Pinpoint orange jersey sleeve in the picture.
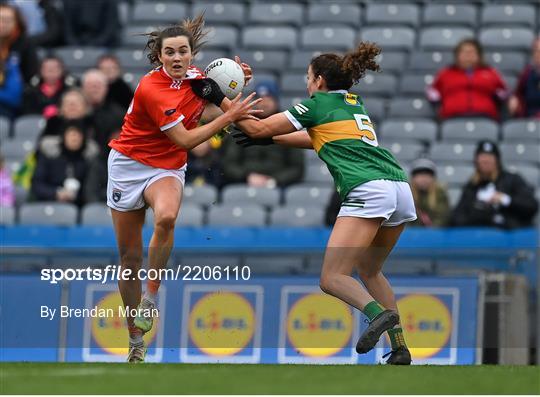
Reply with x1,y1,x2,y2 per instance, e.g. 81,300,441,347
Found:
109,66,207,169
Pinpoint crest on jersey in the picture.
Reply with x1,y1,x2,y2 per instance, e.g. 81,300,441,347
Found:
112,189,122,203
344,93,361,106
165,108,176,116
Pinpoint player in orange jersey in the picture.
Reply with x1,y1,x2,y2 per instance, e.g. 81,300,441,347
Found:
107,15,259,362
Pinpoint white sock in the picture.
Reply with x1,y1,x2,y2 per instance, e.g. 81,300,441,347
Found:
143,291,157,305
129,333,143,346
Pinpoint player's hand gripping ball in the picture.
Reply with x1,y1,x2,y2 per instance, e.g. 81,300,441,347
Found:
204,58,245,99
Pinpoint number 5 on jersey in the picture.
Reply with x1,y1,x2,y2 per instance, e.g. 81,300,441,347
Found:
353,114,378,147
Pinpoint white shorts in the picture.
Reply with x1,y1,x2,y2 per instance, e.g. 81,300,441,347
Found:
107,149,186,212
337,180,417,227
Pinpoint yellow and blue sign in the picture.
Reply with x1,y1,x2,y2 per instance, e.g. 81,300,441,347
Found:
181,285,263,363
279,286,358,363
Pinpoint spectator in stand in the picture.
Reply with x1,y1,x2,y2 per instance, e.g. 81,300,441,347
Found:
81,69,124,147
40,88,93,139
222,81,304,187
0,153,15,208
23,56,77,118
0,55,23,119
31,122,98,206
97,54,134,110
62,0,120,47
426,38,507,121
409,158,450,227
0,3,38,84
451,140,538,229
509,37,540,119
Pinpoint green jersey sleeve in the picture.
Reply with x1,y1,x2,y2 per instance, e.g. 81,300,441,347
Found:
284,97,317,130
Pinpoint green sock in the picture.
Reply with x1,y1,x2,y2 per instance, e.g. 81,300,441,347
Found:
363,301,385,321
387,326,406,350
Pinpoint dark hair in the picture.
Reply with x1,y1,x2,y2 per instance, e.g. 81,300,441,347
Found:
144,14,208,66
310,42,381,90
454,38,484,67
0,3,27,37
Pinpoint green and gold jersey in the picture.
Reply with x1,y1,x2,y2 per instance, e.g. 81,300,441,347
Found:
285,90,408,200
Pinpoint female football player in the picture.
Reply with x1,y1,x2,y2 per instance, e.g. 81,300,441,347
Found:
107,15,259,362
207,43,416,364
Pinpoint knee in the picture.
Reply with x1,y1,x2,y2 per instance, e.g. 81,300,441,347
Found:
119,252,142,271
319,273,339,296
153,211,177,232
358,268,381,283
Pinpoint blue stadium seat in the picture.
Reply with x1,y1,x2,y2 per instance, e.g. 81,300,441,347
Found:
131,2,187,24
502,120,540,142
81,203,111,226
207,204,267,226
479,28,535,51
270,205,325,227
19,203,78,226
307,3,361,27
146,203,205,227
365,3,420,27
236,49,288,74
376,51,408,73
379,118,438,143
419,27,475,50
430,143,476,162
352,73,398,98
440,119,500,142
399,72,435,96
388,97,435,118
500,143,540,165
192,2,246,27
481,4,536,28
301,26,356,51
248,3,304,26
53,47,107,69
12,115,46,141
360,27,416,51
182,184,218,207
0,206,15,225
408,51,453,72
221,185,281,208
205,26,239,50
379,141,425,162
423,4,477,28
485,51,527,75
285,184,334,206
242,26,298,50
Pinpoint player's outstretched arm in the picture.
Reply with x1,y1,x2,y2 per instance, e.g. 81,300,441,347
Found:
273,130,313,149
165,93,261,150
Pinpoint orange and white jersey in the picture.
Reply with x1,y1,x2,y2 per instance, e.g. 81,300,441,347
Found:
109,65,207,170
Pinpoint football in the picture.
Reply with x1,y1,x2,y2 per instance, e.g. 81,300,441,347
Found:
204,57,245,99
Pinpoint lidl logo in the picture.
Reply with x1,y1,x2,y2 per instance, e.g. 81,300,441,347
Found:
91,292,158,355
286,293,353,358
189,291,255,356
228,80,238,89
396,294,452,359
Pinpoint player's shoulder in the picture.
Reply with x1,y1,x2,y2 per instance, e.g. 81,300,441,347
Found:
184,65,205,80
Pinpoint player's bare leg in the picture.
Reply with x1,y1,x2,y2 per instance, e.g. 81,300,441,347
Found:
111,208,146,362
134,176,183,333
357,224,411,364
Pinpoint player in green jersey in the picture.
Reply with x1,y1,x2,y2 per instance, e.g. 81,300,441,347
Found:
197,42,415,364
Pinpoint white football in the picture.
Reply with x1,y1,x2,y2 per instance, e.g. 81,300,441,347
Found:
204,58,245,99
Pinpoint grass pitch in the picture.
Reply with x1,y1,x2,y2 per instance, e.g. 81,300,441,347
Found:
1,363,539,394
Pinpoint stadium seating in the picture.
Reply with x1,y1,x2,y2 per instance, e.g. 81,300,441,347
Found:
365,3,420,27
481,4,537,27
408,50,452,72
206,26,239,50
207,204,267,226
132,2,187,24
247,3,304,27
502,120,540,142
19,203,78,226
192,2,246,27
80,203,111,226
0,116,11,140
379,118,438,143
12,116,45,141
242,26,297,50
243,254,304,274
236,49,288,74
440,119,499,142
430,143,476,162
307,3,362,28
353,73,398,98
388,97,434,118
479,27,535,51
360,27,416,51
0,206,16,225
422,4,477,28
270,205,325,227
419,27,475,50
284,184,334,206
301,26,356,51
221,185,281,208
399,72,434,95
182,185,218,207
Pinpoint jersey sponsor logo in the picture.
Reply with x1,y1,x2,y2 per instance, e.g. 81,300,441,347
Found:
396,294,452,359
188,291,255,356
293,103,309,115
112,189,122,203
91,291,158,355
164,108,176,116
344,93,361,106
286,293,353,357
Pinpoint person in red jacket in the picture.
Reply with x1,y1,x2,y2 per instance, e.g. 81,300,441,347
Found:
426,38,508,121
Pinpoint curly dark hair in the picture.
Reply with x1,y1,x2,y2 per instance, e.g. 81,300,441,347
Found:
310,42,381,90
143,14,208,66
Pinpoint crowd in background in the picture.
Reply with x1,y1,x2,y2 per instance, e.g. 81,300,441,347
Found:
0,0,539,229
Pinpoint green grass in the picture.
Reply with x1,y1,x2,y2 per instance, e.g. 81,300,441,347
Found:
1,363,539,394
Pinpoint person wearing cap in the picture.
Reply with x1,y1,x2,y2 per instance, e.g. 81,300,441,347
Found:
409,158,450,227
222,80,304,188
451,140,538,229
